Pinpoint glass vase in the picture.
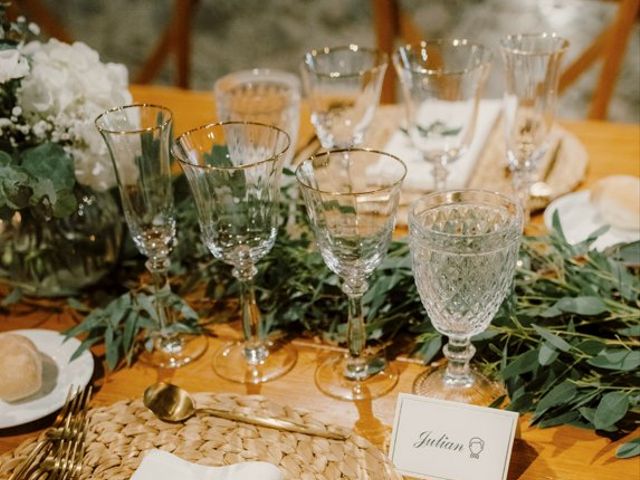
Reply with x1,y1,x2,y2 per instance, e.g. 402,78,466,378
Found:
0,187,123,297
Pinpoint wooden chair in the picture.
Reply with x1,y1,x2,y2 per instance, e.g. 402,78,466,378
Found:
135,0,200,89
9,0,199,89
372,0,639,119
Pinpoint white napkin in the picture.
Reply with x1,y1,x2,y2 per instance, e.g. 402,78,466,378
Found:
381,99,501,192
131,450,283,480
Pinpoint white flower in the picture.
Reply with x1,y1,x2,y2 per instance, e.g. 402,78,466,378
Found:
16,39,132,191
0,49,30,83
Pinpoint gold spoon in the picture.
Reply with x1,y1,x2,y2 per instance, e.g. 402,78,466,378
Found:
143,382,348,441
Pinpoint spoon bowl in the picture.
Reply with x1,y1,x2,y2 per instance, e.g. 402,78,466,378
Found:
143,382,196,423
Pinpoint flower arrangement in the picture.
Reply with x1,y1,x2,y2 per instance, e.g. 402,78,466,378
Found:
0,8,128,295
0,9,131,214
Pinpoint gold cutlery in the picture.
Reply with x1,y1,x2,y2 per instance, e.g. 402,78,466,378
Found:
143,382,348,441
10,385,91,480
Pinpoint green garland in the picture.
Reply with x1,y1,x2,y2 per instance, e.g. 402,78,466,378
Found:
57,172,639,456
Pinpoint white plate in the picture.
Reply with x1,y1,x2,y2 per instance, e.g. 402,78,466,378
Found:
544,190,640,251
0,329,94,429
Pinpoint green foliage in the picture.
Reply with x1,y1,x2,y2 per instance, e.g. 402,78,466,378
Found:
65,179,639,449
0,142,78,218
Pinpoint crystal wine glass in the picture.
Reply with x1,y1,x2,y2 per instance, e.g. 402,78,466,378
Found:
301,45,388,148
409,190,523,404
393,40,492,191
296,148,406,401
173,121,296,384
214,68,301,167
501,33,569,223
96,104,207,368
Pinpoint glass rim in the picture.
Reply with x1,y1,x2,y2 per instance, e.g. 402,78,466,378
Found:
173,120,291,172
214,68,301,93
409,189,524,239
295,147,407,196
500,32,569,56
302,44,389,79
393,39,493,76
95,103,173,135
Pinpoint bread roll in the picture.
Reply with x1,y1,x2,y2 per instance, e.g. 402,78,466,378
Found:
0,333,43,401
590,175,640,231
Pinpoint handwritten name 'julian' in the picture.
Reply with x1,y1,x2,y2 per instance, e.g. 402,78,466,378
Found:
413,431,464,452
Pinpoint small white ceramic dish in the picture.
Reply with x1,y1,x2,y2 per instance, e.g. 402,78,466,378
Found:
544,190,640,251
0,329,94,429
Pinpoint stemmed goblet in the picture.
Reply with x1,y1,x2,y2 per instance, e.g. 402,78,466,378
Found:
96,104,207,368
301,45,388,148
173,121,296,384
296,149,406,401
393,40,492,191
501,33,569,223
409,190,523,404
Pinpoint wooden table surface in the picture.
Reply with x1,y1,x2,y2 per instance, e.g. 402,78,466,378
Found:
1,85,639,479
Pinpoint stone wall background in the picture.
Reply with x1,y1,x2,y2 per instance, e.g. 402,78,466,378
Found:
41,0,639,122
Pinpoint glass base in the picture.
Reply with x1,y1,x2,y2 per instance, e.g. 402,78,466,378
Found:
412,364,505,406
139,334,208,369
213,339,297,384
315,353,398,401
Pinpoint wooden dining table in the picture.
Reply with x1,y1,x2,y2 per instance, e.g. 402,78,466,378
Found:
1,84,639,479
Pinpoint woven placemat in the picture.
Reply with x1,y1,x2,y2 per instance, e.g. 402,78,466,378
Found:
0,393,402,480
364,105,588,224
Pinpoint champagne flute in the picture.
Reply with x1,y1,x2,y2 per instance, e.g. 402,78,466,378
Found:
409,190,523,404
301,45,388,148
393,40,492,191
173,121,296,384
96,104,207,368
296,148,406,401
501,33,569,223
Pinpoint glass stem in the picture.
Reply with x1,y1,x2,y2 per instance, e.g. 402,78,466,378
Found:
146,257,183,353
343,279,369,381
233,265,268,365
443,336,476,386
432,159,449,192
512,167,532,225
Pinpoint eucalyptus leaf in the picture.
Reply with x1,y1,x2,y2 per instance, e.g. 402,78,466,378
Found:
593,392,629,430
616,437,640,459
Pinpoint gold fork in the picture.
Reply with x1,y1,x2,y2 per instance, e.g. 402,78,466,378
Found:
10,385,92,480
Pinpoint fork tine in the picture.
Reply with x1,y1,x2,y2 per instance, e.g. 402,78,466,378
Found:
10,441,50,480
53,386,78,429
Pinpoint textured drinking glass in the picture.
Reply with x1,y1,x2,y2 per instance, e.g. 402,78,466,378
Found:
301,45,388,148
296,149,406,401
409,190,523,405
393,40,492,191
96,104,207,368
214,68,301,166
501,33,568,222
173,121,296,384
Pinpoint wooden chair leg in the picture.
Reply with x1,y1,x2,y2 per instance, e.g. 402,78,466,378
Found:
588,0,639,119
372,0,400,104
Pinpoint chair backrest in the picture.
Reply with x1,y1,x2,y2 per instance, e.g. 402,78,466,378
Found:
372,0,639,119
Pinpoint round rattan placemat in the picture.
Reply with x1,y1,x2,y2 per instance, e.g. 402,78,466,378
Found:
0,393,402,480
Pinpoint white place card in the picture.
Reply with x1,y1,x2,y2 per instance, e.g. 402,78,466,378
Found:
389,393,518,480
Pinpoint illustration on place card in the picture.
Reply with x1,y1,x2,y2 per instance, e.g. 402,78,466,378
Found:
390,393,518,480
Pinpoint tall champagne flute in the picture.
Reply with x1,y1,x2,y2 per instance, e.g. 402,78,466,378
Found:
301,45,388,148
409,190,523,404
296,149,406,401
501,33,569,222
393,40,492,191
173,121,296,384
96,104,207,368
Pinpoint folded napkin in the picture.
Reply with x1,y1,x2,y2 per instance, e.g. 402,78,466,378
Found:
381,99,501,192
131,450,283,480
